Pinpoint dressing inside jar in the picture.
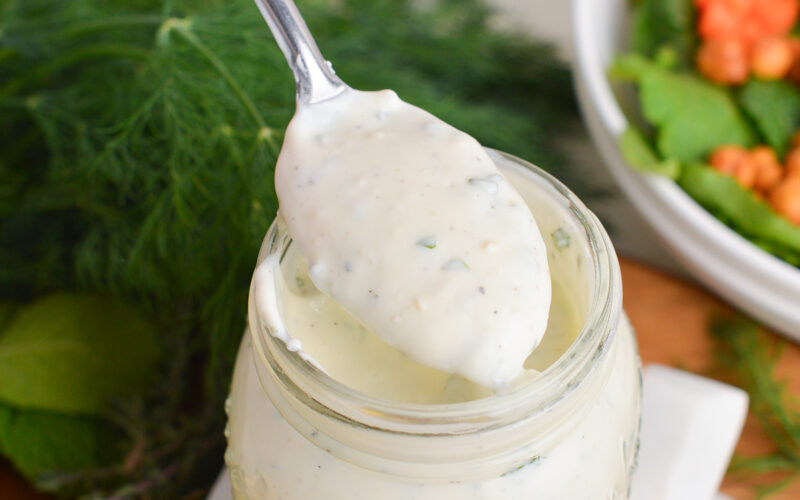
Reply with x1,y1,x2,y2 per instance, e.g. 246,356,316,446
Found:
226,151,642,500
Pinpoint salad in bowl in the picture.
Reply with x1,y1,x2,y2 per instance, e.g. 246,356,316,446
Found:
573,0,800,337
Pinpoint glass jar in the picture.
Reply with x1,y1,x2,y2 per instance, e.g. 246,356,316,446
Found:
225,150,642,499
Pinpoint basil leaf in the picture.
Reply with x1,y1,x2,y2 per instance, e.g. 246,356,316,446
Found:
612,54,757,162
739,80,800,156
0,401,116,485
632,0,696,67
0,294,160,415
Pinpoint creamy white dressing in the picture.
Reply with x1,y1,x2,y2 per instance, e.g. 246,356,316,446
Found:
250,162,583,404
228,319,638,500
274,88,551,389
260,242,578,404
226,160,642,499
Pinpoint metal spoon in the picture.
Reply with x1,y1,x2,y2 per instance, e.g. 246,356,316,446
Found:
253,0,348,105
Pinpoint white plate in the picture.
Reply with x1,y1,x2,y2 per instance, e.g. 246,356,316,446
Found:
572,0,800,337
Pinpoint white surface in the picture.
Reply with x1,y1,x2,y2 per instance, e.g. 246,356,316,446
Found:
572,0,800,338
630,365,749,500
208,471,232,500
209,365,744,500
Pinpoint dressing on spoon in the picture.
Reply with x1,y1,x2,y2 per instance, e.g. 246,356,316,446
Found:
253,0,551,390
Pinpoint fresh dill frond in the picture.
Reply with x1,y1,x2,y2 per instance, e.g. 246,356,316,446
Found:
713,317,800,498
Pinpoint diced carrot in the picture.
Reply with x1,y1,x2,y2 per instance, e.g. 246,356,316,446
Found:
751,146,784,191
769,175,800,224
710,145,751,174
751,36,794,79
786,147,800,177
741,18,766,45
698,0,799,44
698,0,752,41
696,39,750,84
752,0,800,36
709,145,758,188
786,38,800,83
736,158,759,187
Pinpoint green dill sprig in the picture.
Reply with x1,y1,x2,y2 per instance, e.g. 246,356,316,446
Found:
713,318,800,498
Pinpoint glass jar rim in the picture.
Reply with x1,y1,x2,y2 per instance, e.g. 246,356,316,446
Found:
249,148,622,435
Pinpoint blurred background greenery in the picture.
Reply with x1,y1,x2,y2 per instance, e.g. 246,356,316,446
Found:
0,0,579,496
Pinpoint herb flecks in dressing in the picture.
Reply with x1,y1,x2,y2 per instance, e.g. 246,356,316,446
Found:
273,89,551,389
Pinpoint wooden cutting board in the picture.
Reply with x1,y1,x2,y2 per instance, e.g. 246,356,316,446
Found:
2,257,798,499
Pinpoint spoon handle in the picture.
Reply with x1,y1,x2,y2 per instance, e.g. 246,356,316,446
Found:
253,0,347,104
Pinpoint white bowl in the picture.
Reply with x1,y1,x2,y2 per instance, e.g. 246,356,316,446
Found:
572,0,800,337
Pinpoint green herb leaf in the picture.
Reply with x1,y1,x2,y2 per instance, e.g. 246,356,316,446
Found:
551,228,571,250
0,401,115,486
631,0,696,66
740,80,800,156
417,236,437,249
501,455,542,476
730,454,799,474
712,317,800,493
612,54,757,162
619,126,681,179
678,163,800,262
0,294,160,415
608,52,654,80
442,258,470,271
